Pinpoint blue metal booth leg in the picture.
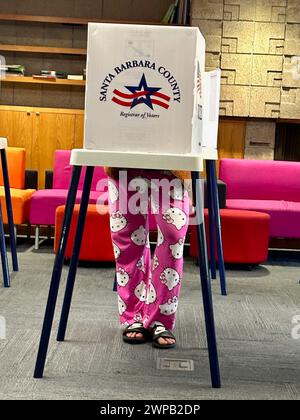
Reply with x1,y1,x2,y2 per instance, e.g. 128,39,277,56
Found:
0,200,10,287
191,171,221,389
206,160,227,296
206,161,217,280
34,166,82,378
0,149,18,272
113,273,118,292
57,166,94,342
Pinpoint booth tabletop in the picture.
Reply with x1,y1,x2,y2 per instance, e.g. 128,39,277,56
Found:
0,137,8,149
70,148,218,171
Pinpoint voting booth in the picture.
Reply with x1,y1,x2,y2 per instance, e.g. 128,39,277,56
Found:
84,23,221,155
34,23,224,389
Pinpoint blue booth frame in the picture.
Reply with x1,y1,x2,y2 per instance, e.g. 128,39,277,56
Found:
33,159,226,389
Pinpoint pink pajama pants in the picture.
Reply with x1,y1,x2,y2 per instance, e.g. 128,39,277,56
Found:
108,169,189,330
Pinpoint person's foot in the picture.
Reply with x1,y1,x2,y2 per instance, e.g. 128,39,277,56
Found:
122,322,149,344
150,324,176,349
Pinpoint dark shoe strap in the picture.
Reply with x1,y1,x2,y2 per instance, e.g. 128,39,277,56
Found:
123,322,148,336
152,325,176,341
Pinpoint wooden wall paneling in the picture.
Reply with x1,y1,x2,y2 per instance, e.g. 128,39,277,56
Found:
74,113,84,149
0,109,33,169
0,109,14,143
102,0,134,21
31,108,40,181
12,110,34,167
15,21,44,46
0,82,14,106
0,45,87,54
37,111,76,188
73,0,103,19
13,83,43,108
218,119,246,159
43,22,74,48
130,0,174,21
15,0,75,18
0,21,17,44
217,118,246,174
0,109,33,166
73,25,88,49
102,0,173,21
0,1,17,14
69,86,85,110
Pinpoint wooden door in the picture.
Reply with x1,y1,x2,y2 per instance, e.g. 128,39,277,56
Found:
218,119,246,160
74,114,84,148
34,111,76,189
217,119,246,175
0,109,14,142
0,109,33,164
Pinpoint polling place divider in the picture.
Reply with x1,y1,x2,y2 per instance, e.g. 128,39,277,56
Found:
33,22,225,389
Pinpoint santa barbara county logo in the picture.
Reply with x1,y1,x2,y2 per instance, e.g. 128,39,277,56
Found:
112,73,170,110
99,60,181,119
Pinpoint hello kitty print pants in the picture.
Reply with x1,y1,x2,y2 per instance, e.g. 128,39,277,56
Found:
108,169,189,331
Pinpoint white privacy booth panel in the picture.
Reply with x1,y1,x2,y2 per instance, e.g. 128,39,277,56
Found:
84,23,209,155
202,69,221,152
80,23,221,170
70,149,220,171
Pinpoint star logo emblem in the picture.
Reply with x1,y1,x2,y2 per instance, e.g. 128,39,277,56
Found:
125,74,161,110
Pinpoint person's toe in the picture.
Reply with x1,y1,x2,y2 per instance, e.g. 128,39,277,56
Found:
127,332,143,339
157,337,175,345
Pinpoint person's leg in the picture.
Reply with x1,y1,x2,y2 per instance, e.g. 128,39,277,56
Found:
143,171,190,346
108,169,151,338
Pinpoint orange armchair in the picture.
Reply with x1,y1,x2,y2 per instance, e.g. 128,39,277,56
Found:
0,147,36,226
54,204,115,262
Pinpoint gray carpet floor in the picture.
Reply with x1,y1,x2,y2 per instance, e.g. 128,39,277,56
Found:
0,240,299,400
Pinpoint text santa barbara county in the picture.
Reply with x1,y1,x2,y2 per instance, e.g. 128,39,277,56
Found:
99,60,181,103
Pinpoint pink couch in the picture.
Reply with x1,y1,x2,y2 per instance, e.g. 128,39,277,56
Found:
30,150,109,248
219,158,300,239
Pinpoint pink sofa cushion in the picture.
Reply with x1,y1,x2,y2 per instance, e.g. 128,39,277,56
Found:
226,199,288,212
226,199,300,238
53,150,107,191
30,189,109,225
219,158,300,201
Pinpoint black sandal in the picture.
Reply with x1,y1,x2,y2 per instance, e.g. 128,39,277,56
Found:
151,324,176,349
122,322,149,344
